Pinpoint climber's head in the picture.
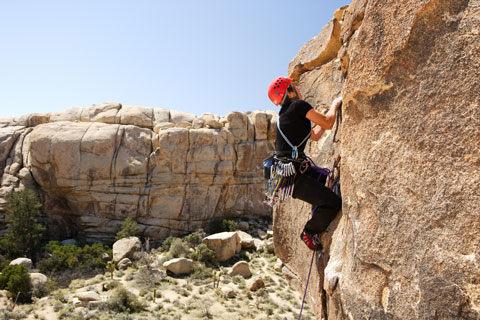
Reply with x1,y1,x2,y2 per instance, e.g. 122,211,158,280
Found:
268,77,293,106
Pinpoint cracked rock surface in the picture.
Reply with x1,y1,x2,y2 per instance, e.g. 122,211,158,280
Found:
274,0,480,319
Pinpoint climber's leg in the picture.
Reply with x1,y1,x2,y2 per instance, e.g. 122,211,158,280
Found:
292,172,341,234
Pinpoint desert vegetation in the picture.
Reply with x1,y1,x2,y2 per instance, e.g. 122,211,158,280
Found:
0,189,314,320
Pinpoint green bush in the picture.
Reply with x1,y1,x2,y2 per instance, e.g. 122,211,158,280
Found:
190,244,217,267
209,219,238,233
38,241,111,274
184,230,205,249
160,237,178,252
116,217,139,240
107,286,144,313
3,189,45,258
0,264,31,302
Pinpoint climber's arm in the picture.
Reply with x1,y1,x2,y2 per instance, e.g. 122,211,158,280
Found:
310,125,325,141
306,97,342,130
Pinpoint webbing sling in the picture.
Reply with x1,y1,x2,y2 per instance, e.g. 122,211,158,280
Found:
277,120,311,159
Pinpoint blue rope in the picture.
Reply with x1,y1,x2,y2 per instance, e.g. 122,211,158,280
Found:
298,251,316,320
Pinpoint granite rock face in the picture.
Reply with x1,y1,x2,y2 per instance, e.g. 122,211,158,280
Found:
274,1,480,319
0,105,276,243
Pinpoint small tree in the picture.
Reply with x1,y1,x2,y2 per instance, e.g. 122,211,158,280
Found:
116,217,139,240
5,189,45,258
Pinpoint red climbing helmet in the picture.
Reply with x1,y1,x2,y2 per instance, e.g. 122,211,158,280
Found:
268,77,293,106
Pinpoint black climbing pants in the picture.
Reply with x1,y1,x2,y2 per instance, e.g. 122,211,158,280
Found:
292,166,342,235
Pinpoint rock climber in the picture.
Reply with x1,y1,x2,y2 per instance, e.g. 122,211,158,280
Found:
266,76,342,251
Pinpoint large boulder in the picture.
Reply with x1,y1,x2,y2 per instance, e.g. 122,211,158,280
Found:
235,231,254,249
228,261,251,278
10,258,32,271
250,111,269,141
119,105,154,129
163,258,194,275
202,232,241,262
80,102,121,124
170,110,196,124
112,237,142,262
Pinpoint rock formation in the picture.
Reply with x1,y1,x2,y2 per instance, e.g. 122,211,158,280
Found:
0,105,276,242
274,1,479,319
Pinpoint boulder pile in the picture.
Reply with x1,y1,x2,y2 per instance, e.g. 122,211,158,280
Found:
0,106,277,242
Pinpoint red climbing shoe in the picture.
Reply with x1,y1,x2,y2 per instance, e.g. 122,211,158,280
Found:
300,231,322,251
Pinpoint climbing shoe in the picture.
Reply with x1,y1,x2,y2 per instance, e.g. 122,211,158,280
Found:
300,231,322,251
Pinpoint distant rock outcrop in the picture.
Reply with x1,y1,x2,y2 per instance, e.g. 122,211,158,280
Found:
0,105,277,242
274,1,479,319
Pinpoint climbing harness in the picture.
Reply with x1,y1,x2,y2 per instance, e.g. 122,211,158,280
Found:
276,120,311,159
264,120,312,207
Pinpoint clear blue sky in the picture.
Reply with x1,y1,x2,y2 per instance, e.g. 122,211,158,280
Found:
0,1,350,118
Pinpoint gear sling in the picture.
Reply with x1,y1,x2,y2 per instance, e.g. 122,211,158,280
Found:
264,121,311,206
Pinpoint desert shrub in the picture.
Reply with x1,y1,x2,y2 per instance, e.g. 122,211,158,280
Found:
160,237,178,252
191,263,213,281
184,230,205,249
0,264,31,302
38,241,111,274
2,189,45,258
115,217,139,240
107,286,144,313
190,244,217,267
53,289,68,303
168,238,189,258
209,219,238,233
135,266,166,289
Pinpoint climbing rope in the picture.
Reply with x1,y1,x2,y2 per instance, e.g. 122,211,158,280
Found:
298,251,316,320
